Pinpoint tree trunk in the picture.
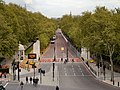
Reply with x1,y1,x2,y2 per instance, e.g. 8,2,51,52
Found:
110,53,114,81
100,54,103,73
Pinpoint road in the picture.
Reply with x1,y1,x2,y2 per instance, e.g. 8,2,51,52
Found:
58,62,119,90
5,29,120,90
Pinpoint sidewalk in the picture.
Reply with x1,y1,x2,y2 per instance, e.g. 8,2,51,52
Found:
19,64,58,86
87,61,120,87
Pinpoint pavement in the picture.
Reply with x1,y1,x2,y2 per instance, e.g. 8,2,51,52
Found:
86,61,120,87
19,63,58,86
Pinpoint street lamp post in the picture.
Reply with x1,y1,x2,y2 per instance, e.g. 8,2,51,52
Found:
61,47,64,61
17,61,20,81
66,47,68,62
53,46,56,81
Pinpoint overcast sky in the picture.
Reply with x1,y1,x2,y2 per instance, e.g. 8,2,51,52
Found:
5,0,120,18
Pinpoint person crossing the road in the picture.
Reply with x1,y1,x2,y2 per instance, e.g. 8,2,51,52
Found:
20,81,24,90
30,77,32,84
56,86,59,90
26,76,28,84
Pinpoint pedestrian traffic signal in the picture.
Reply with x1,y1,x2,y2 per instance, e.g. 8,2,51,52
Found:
32,64,36,68
41,70,45,76
38,68,41,73
38,68,45,76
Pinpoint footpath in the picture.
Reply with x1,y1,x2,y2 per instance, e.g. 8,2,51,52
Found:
86,61,120,87
0,59,58,87
19,62,58,86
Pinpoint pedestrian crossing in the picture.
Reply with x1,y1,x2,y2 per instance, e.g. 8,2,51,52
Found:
40,58,82,62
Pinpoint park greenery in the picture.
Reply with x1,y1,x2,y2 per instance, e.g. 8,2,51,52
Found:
0,0,56,58
59,7,120,81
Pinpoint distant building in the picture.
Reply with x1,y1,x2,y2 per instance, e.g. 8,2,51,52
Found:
18,44,25,61
33,40,40,61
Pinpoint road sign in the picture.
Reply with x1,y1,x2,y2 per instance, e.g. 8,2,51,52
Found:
61,47,64,51
28,53,36,59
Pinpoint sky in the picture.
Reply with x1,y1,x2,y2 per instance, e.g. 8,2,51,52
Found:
5,0,120,18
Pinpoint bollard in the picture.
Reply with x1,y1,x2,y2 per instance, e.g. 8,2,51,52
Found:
113,80,114,85
118,82,119,87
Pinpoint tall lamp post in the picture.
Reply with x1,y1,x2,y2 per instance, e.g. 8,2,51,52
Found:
18,44,25,81
66,47,68,62
61,47,64,61
53,46,56,81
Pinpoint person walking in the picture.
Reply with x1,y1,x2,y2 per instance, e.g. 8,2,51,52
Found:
26,76,28,84
33,77,35,86
56,86,59,90
30,77,32,84
20,81,24,90
4,72,6,78
36,77,39,86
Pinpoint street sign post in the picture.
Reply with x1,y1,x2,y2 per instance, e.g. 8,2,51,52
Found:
28,53,37,78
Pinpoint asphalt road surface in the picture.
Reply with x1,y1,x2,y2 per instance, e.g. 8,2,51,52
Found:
58,62,119,90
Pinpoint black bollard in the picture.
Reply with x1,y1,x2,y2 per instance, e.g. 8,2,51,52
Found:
118,82,119,87
113,80,114,85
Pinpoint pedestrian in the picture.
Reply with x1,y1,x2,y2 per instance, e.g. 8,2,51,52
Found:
36,77,39,85
56,86,59,90
33,77,35,86
4,72,6,78
72,59,74,62
30,77,32,84
20,81,24,90
26,76,28,83
61,58,63,62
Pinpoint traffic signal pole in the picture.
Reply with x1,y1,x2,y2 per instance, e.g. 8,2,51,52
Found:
40,69,42,84
53,46,55,81
17,61,20,81
33,62,35,78
53,63,55,81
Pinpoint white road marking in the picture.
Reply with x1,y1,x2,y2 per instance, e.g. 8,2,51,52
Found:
71,65,76,76
74,73,76,76
4,82,8,88
79,67,81,71
65,72,67,76
81,70,84,76
60,75,92,76
78,65,84,76
64,68,67,76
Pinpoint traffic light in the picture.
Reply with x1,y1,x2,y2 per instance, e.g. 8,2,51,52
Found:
38,68,41,73
41,70,45,76
38,68,45,76
32,63,36,68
